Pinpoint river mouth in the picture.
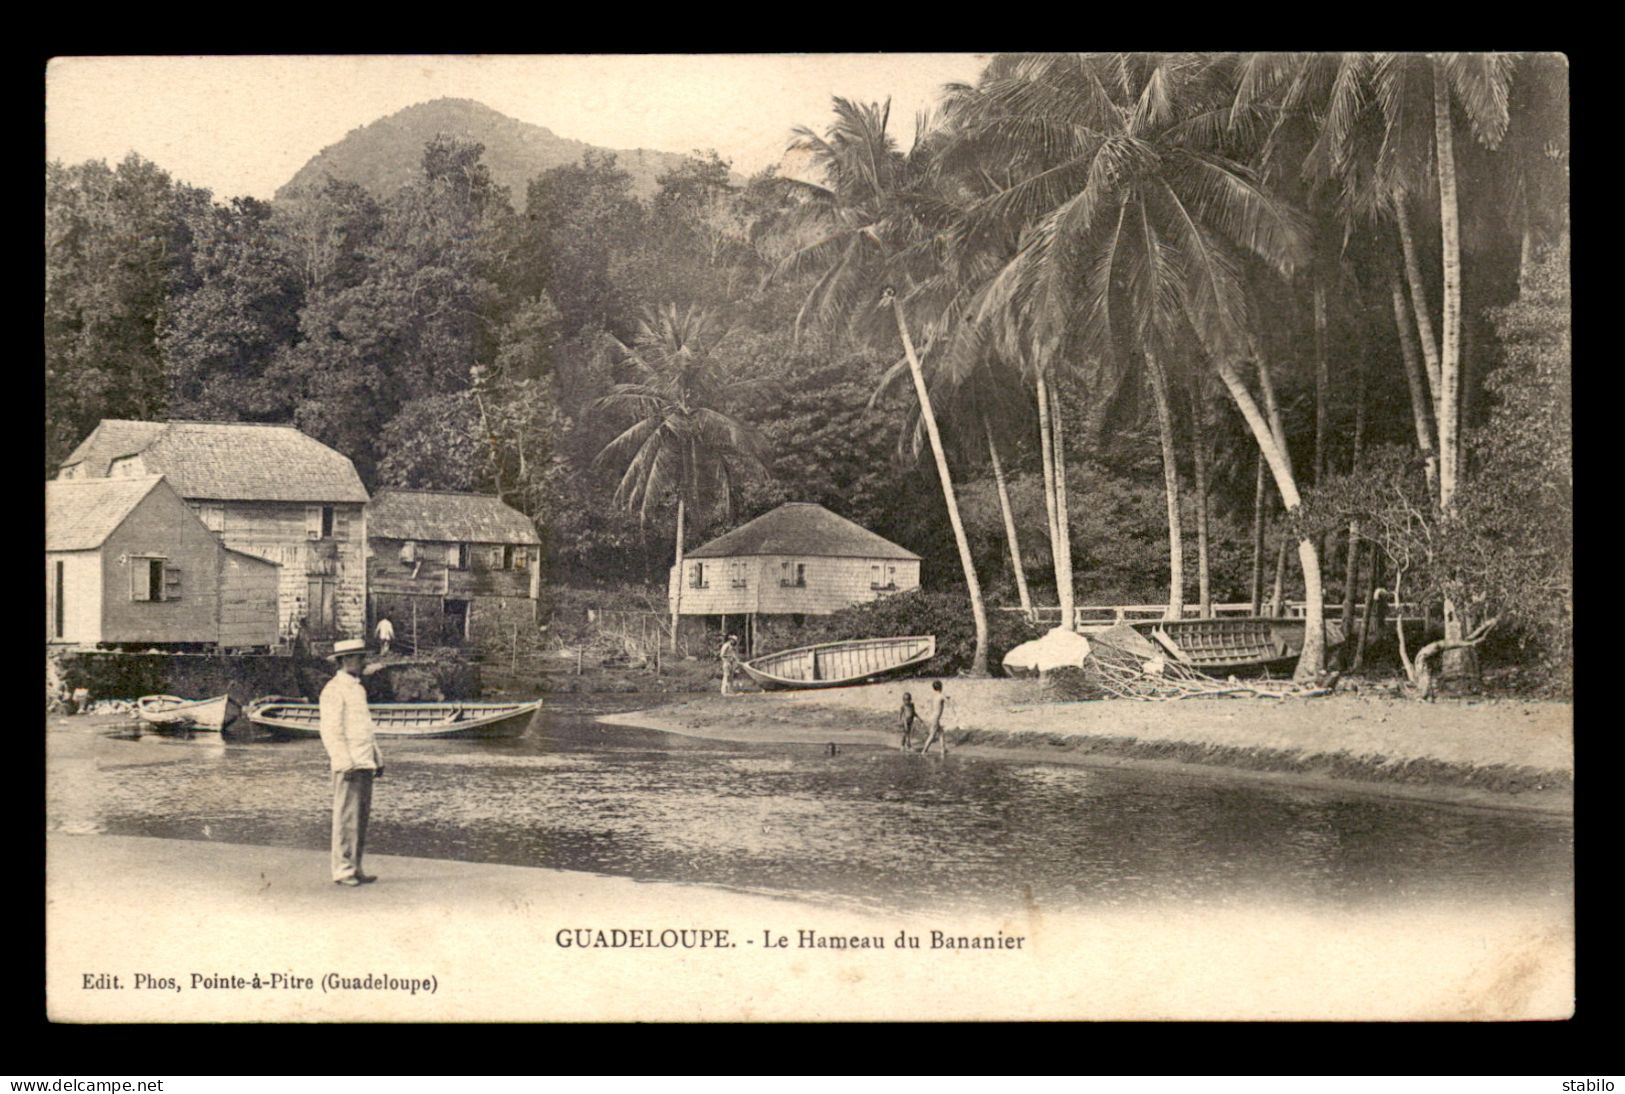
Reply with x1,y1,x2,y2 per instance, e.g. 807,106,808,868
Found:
47,697,1573,916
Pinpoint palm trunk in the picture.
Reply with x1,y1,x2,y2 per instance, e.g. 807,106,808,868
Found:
985,418,1033,619
1217,356,1326,680
1433,56,1468,663
670,497,685,653
1190,378,1212,618
891,297,988,674
1395,198,1442,413
1391,263,1440,495
1313,283,1329,489
1146,350,1184,621
1051,380,1076,631
1342,351,1367,638
1271,538,1288,617
1313,281,1334,575
1036,375,1073,631
1250,453,1266,615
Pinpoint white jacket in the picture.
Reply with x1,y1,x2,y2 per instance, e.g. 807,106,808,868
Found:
318,670,383,773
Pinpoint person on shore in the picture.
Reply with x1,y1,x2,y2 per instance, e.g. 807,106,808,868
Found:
898,691,921,751
919,680,950,756
719,634,741,695
375,616,395,656
319,638,384,887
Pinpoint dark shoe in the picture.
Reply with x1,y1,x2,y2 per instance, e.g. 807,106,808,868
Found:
355,873,378,883
334,876,362,887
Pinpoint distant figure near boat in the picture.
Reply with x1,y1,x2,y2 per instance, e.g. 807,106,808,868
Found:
898,691,921,751
719,634,741,695
375,617,394,655
919,680,949,756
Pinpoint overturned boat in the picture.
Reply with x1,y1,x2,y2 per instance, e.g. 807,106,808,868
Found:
244,696,541,739
1122,617,1343,676
741,636,936,690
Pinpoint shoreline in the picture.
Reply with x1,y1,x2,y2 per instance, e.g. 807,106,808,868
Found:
598,681,1573,814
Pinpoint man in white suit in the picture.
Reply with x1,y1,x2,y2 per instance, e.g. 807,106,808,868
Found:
319,638,384,886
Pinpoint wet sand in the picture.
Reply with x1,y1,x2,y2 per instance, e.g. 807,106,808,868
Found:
46,833,1572,1022
600,682,1573,812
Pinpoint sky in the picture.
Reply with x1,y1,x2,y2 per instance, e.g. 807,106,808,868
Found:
46,54,990,200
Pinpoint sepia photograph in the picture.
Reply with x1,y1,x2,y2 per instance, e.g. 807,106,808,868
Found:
44,52,1572,1023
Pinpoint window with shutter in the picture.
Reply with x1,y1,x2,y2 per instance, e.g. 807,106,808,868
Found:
305,507,323,539
163,563,182,600
400,541,417,563
690,562,706,589
513,547,528,571
200,505,224,533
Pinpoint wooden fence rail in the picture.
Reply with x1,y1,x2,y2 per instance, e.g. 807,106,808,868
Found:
1003,601,1427,628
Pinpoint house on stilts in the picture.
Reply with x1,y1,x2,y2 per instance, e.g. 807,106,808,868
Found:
364,489,541,648
56,420,368,642
669,502,921,649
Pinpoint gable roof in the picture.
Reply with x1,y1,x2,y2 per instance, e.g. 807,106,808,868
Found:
58,420,368,503
45,475,167,551
58,420,169,477
687,503,920,560
366,490,540,545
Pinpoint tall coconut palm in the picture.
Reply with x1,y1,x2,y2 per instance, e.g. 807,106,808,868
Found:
765,97,991,674
593,303,765,651
945,53,1321,673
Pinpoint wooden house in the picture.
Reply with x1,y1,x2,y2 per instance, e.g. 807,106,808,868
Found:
46,476,281,649
364,489,541,646
57,420,370,641
669,503,921,623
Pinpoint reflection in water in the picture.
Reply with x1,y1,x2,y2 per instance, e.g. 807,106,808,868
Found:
48,699,1572,913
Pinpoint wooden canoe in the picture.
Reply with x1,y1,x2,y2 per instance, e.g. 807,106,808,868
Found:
741,636,936,690
244,697,541,739
136,694,240,731
1126,617,1344,676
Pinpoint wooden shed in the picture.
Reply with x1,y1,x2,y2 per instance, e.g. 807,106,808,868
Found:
364,489,541,646
57,419,369,641
669,502,921,620
46,476,281,649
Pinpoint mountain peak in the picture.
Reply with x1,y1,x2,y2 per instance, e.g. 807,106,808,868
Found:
276,98,690,203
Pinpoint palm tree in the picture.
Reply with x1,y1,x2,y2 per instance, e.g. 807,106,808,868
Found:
766,98,991,674
593,303,764,651
944,53,1320,671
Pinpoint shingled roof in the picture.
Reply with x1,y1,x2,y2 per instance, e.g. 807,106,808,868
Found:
45,476,166,551
366,490,540,545
58,420,368,503
58,420,168,477
687,503,919,560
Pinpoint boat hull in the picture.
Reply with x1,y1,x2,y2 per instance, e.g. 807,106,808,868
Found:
244,699,541,739
741,636,936,690
136,694,240,731
1126,617,1344,676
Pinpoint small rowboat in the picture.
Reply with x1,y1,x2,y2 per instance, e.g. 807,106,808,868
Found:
136,694,240,731
741,635,936,690
244,697,541,739
1126,617,1344,676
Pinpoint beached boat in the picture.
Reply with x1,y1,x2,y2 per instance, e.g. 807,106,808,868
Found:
135,694,240,731
1124,617,1344,676
244,697,541,739
741,636,936,690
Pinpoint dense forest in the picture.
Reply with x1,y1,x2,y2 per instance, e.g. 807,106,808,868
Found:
45,53,1570,689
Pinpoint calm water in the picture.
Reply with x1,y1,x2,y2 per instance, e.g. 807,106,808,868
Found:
49,698,1573,914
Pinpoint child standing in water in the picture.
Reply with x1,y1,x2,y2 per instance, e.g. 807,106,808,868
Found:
898,692,921,751
919,680,950,756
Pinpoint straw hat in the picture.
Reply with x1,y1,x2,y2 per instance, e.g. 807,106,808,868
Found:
328,638,370,662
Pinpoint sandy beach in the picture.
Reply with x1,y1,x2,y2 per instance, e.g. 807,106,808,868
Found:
600,681,1574,811
46,832,1573,1022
